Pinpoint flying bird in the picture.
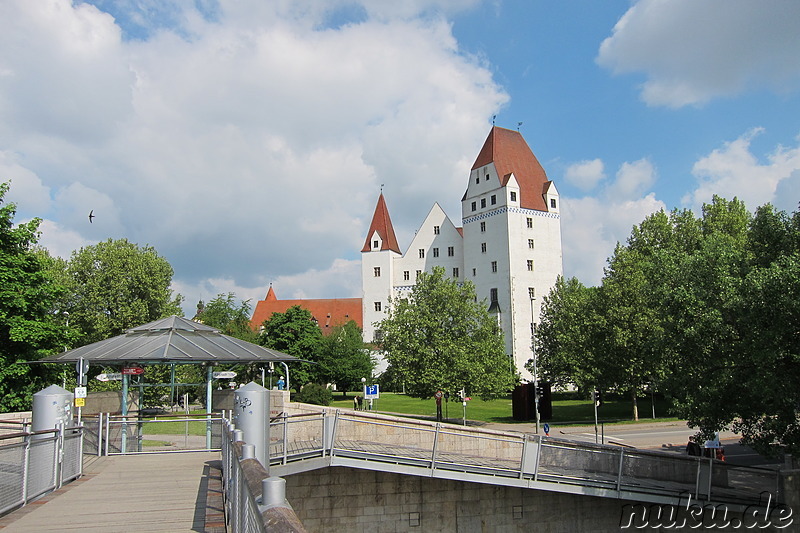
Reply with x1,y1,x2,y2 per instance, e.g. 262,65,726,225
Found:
88,210,95,223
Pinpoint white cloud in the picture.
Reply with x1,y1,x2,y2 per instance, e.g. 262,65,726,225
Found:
563,159,605,191
597,0,800,107
35,219,95,260
0,0,507,315
608,158,656,200
684,129,800,212
561,158,665,285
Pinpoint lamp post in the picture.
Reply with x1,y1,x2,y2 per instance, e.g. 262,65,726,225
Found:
530,296,540,434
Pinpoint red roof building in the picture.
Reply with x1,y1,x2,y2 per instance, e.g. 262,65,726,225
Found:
249,286,363,334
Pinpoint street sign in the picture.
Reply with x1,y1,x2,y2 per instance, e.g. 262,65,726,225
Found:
95,373,123,382
364,384,379,399
74,386,87,399
74,398,85,407
212,371,237,379
75,358,89,375
121,367,144,375
543,423,550,436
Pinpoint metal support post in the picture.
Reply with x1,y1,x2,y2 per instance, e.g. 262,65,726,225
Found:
206,365,213,449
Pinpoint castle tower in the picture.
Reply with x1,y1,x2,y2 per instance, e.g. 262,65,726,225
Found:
461,127,563,380
361,193,401,360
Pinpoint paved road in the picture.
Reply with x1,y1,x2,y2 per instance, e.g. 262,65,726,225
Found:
479,419,783,467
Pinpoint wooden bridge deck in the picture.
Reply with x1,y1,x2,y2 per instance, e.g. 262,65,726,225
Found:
0,452,224,533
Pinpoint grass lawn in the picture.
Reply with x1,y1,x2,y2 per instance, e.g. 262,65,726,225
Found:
140,411,217,435
330,392,678,426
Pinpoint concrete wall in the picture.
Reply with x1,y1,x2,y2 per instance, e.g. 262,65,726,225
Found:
284,466,769,533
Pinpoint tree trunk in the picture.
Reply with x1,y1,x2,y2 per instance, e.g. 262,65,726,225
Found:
631,390,639,421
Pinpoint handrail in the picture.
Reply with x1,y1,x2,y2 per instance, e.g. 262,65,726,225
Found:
265,410,784,510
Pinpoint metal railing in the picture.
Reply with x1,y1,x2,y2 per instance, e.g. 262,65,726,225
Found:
0,425,83,516
267,410,785,509
100,413,224,455
221,424,268,533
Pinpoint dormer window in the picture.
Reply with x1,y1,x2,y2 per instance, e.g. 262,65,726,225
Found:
373,240,379,249
510,191,517,202
550,198,557,209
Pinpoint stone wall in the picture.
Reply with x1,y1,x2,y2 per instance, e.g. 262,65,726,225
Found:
283,467,793,533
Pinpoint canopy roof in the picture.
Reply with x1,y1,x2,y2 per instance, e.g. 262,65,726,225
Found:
38,315,298,365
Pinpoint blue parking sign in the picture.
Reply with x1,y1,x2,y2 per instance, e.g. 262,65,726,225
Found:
364,384,380,399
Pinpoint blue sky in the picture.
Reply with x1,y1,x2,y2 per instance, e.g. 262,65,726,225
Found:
1,0,798,316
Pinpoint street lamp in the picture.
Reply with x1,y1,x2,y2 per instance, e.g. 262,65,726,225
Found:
530,296,540,434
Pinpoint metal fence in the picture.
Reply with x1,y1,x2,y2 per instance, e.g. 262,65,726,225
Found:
267,410,785,509
97,413,224,455
0,425,84,516
221,423,267,533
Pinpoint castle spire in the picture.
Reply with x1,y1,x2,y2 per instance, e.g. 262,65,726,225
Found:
471,126,551,212
362,193,401,253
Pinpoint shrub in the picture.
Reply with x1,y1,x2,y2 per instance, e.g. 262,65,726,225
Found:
295,383,332,406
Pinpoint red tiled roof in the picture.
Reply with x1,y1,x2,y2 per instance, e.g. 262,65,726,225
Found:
250,289,363,334
362,193,401,253
469,127,551,212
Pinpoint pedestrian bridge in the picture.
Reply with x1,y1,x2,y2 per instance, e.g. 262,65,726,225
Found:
262,409,783,511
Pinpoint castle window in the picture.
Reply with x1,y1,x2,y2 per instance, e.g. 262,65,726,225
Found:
529,287,535,299
453,267,459,278
526,217,533,228
433,248,439,258
528,239,535,249
472,268,476,276
419,249,425,259
550,198,557,209
491,194,496,205
481,242,487,253
510,191,517,202
471,201,476,212
416,269,421,278
485,173,490,181
404,270,409,281
374,267,381,277
373,240,379,249
527,259,534,271
475,176,479,184
481,198,486,208
490,288,498,302
480,221,486,232
374,301,382,312
374,329,384,342
491,261,497,273
434,225,440,235
447,246,454,257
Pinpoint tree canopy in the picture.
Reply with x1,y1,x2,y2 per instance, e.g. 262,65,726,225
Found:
0,182,64,410
196,293,258,343
257,305,323,387
54,238,184,345
377,266,515,400
318,320,374,394
536,196,800,454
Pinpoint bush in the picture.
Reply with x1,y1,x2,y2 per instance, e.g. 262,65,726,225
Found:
295,383,332,406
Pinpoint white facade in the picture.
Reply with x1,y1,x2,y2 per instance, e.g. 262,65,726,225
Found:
362,128,563,380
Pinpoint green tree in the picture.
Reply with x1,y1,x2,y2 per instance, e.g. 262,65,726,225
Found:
57,238,184,345
258,305,323,387
534,276,602,391
318,321,374,395
0,182,65,411
377,266,515,400
197,293,258,343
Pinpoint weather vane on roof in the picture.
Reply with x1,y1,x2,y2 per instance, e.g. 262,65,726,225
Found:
492,115,496,126
380,183,384,193
518,122,523,131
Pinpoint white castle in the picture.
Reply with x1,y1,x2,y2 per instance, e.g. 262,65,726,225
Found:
361,126,563,380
